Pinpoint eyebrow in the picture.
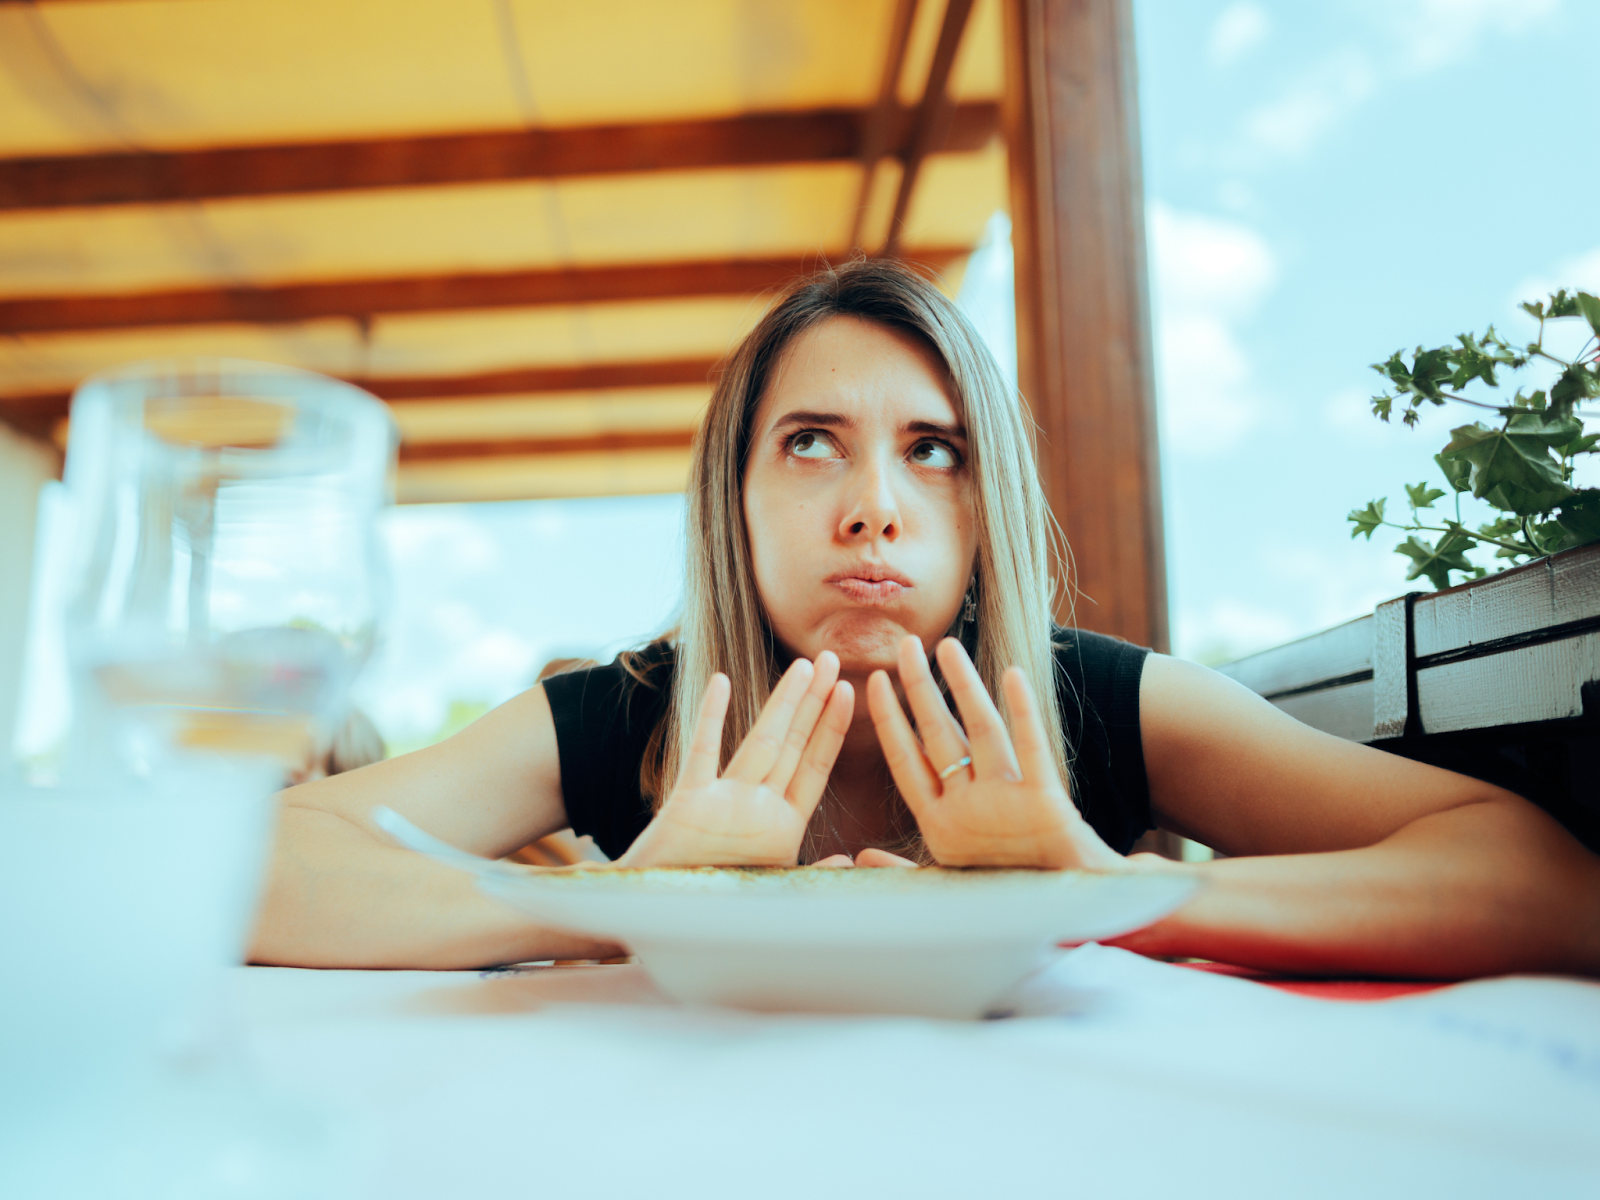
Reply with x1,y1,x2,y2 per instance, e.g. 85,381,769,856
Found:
905,419,967,440
769,410,968,439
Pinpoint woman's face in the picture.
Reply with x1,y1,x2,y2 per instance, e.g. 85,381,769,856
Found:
743,315,977,677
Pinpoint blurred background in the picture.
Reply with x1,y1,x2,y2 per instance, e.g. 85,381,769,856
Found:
2,0,1597,767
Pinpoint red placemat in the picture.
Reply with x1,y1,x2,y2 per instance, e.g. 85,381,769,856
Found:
1177,961,1449,1002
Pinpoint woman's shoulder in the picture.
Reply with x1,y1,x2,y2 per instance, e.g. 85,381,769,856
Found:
1050,626,1151,693
540,639,676,718
539,640,675,860
1049,630,1152,852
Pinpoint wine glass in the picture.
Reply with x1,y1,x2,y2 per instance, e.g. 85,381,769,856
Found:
60,358,395,779
25,359,394,1196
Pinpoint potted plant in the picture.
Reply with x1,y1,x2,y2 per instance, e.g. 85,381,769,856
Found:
1346,290,1600,588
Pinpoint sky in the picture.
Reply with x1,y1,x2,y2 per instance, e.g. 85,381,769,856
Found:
1133,0,1600,660
15,0,1600,756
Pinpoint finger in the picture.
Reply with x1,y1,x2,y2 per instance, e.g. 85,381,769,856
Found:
724,657,815,784
810,854,854,869
855,848,919,868
895,636,970,783
866,669,939,812
785,680,854,820
1001,666,1060,786
681,673,731,789
935,638,1021,780
763,651,840,796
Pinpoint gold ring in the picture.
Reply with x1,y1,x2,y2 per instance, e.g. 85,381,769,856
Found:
937,755,973,781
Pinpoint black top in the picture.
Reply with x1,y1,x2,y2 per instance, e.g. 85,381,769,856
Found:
543,631,1153,861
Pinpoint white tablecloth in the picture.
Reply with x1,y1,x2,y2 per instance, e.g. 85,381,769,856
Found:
200,945,1600,1199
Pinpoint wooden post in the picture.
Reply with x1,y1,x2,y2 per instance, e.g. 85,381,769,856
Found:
1003,0,1167,651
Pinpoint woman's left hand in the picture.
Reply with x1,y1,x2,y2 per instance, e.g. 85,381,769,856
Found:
867,636,1127,870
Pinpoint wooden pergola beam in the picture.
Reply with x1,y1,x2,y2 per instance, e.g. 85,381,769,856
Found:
0,104,1001,211
0,356,722,440
0,247,967,335
884,0,976,257
848,0,920,253
1004,0,1167,650
398,428,696,463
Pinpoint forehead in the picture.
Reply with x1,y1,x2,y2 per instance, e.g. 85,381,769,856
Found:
752,316,959,429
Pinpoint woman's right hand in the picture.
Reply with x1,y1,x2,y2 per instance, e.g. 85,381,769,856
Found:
617,653,854,868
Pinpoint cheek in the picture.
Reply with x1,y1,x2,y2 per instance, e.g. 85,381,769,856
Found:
743,469,813,594
914,478,977,577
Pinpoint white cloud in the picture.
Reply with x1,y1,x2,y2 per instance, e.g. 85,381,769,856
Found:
1148,204,1277,455
1215,179,1257,214
1174,598,1301,664
1321,386,1392,446
1151,205,1276,316
1224,1,1559,169
1172,540,1418,663
1242,50,1376,158
1209,3,1271,67
1509,245,1600,308
1379,0,1560,72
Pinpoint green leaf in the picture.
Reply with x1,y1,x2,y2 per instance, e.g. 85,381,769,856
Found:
1476,515,1522,539
1447,330,1518,390
1434,452,1472,493
1476,515,1533,560
1547,290,1580,320
1520,300,1546,321
1577,292,1600,339
1555,432,1600,457
1554,489,1600,545
1504,410,1583,447
1348,498,1386,540
1408,346,1456,400
1395,534,1475,590
1550,364,1600,414
1533,520,1578,554
1372,351,1411,388
1439,422,1574,515
1371,394,1393,422
1405,481,1446,510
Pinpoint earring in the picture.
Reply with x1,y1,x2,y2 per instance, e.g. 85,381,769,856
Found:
962,584,977,624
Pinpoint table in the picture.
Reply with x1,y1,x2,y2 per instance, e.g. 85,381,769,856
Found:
186,946,1600,1199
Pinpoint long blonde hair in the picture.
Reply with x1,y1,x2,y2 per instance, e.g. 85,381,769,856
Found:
640,258,1070,826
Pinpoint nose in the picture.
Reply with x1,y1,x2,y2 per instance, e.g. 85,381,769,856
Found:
838,454,902,543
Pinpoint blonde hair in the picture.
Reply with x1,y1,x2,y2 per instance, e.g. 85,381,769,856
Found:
639,258,1070,845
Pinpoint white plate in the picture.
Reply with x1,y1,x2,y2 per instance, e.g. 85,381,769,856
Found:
376,808,1200,1018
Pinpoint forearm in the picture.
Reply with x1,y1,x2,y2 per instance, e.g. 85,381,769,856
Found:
249,804,622,970
1115,798,1600,978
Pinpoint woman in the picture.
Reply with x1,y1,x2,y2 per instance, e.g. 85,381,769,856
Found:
253,260,1600,978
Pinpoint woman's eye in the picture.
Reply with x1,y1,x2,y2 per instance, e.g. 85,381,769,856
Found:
789,431,839,459
909,440,957,468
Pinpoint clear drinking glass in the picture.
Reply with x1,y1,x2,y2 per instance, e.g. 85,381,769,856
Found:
60,359,395,778
10,359,393,1197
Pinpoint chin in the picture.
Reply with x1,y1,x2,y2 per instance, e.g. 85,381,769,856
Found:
813,611,920,674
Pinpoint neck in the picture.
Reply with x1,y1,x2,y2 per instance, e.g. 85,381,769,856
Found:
802,679,906,860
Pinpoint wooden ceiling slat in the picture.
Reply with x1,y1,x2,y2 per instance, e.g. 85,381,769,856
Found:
848,0,921,253
885,0,976,256
0,104,1000,211
398,428,696,463
0,356,722,439
0,248,966,335
361,357,719,401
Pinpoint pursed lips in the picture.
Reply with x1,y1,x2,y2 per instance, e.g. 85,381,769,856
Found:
827,566,912,605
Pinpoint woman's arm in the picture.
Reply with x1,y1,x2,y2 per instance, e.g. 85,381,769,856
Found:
249,684,621,969
1125,654,1600,977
